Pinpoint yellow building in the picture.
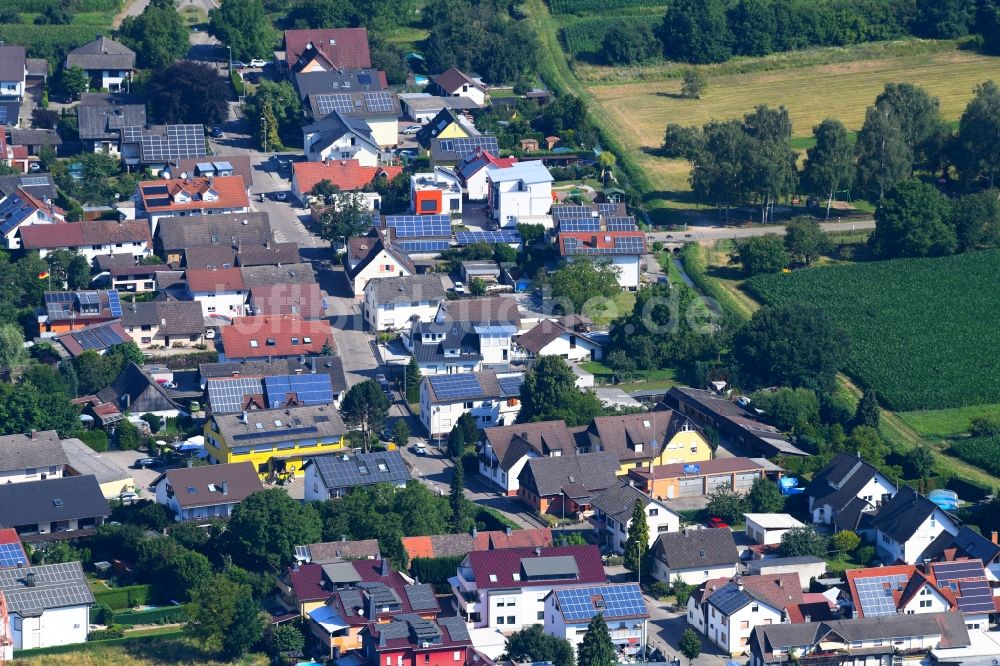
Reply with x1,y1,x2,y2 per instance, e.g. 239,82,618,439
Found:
416,108,474,148
205,404,348,480
585,411,713,475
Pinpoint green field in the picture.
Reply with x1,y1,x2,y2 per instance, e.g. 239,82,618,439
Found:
549,0,663,14
561,15,661,59
950,437,1000,477
899,404,1000,439
746,249,1000,412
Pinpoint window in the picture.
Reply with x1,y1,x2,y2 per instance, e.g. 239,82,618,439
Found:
740,621,749,629
507,616,515,624
720,633,726,643
250,339,258,348
496,616,504,625
464,402,473,409
919,599,932,608
751,606,759,613
454,652,461,661
537,611,544,620
649,508,658,516
424,655,430,663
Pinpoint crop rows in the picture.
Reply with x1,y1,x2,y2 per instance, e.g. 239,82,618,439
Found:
0,25,105,63
746,249,1000,411
951,437,1000,477
549,0,663,15
562,15,660,57
0,0,120,12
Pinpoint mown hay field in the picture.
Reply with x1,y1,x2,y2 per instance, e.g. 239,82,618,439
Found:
745,249,1000,412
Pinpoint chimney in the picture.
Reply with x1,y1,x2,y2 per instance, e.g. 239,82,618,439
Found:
471,526,478,538
221,480,228,496
380,559,389,576
776,578,782,588
505,526,512,537
535,547,542,556
25,571,36,587
804,614,811,623
735,575,743,591
292,561,300,572
993,531,999,545
341,534,347,542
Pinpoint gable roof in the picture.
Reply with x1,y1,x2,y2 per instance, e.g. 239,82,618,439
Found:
213,404,346,447
294,69,388,100
437,297,521,327
302,110,380,156
219,315,333,359
402,527,555,561
366,273,445,307
433,68,486,95
559,230,646,257
66,36,135,71
514,319,598,355
456,149,517,182
804,451,890,513
172,156,255,189
20,220,150,249
401,534,474,561
284,28,372,71
55,320,132,357
183,245,236,269
0,430,67,473
345,233,415,279
465,545,605,590
156,212,272,252
237,242,301,267
95,362,180,413
653,528,739,569
518,451,620,499
0,562,94,616
251,282,324,319
300,539,381,563
137,175,249,213
0,46,26,82
240,262,316,288
590,480,674,525
704,574,803,617
305,90,401,120
0,475,109,529
483,420,578,470
589,410,694,463
488,161,553,185
186,266,245,292
155,461,262,508
871,485,953,545
77,94,146,141
306,450,411,490
293,159,402,193
424,371,521,405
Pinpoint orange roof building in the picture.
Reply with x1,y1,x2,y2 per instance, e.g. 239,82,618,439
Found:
291,159,402,203
136,175,251,234
220,314,334,361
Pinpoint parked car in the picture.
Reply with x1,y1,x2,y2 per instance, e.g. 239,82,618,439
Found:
204,328,216,340
28,162,41,172
453,281,466,293
133,457,157,469
411,442,427,455
118,491,139,504
231,60,248,69
209,126,224,138
402,125,422,135
707,516,730,529
249,58,267,67
270,191,287,201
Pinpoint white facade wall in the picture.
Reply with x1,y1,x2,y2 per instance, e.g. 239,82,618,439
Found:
479,331,513,366
367,117,400,148
305,132,379,165
878,511,958,564
478,447,538,495
530,333,602,362
706,601,783,656
36,241,150,264
349,250,412,297
653,562,738,587
304,462,331,501
809,473,895,524
0,465,63,485
5,211,55,249
543,596,644,654
365,300,438,332
745,520,797,547
191,290,245,318
492,183,552,227
0,76,24,100
12,605,89,650
602,503,679,554
899,585,950,615
98,69,129,91
420,390,521,438
464,167,493,201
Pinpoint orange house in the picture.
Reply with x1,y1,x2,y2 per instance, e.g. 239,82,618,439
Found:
41,289,122,334
413,188,443,215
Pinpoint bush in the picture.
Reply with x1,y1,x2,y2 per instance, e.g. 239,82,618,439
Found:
91,602,114,625
648,581,670,599
831,530,861,553
78,429,108,452
139,413,161,433
113,605,188,626
93,584,152,610
88,625,126,641
115,420,142,451
970,416,1000,437
411,556,466,590
946,475,994,502
605,555,624,566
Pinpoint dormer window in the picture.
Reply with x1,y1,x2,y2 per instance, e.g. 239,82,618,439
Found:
202,189,218,201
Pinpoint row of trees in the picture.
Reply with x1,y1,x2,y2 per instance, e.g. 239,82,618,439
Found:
659,0,1000,65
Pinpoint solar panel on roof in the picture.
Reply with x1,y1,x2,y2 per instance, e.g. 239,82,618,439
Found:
854,573,909,617
207,377,265,414
20,176,49,187
455,231,522,246
559,218,601,232
933,560,986,582
498,375,522,396
76,291,100,306
552,205,593,221
358,73,372,85
596,202,620,214
314,93,354,116
441,136,499,156
384,214,450,238
0,542,27,568
108,290,122,317
604,217,638,231
428,374,483,400
73,325,128,351
557,585,646,622
363,91,395,113
263,374,334,408
397,239,450,253
957,579,994,612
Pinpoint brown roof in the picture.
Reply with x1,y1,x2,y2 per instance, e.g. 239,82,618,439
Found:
633,456,767,481
345,233,416,279
184,246,237,269
157,462,262,508
402,527,555,562
172,155,255,189
514,319,597,355
237,242,300,267
438,297,521,327
284,28,372,70
483,420,578,471
293,160,402,193
20,220,151,249
433,67,485,94
185,267,245,292
250,283,324,319
588,410,693,463
304,539,381,563
473,527,552,550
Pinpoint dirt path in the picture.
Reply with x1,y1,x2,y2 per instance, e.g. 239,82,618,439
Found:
112,0,148,28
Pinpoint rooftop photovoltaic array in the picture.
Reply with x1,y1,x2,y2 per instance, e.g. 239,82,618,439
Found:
108,290,122,317
603,217,638,231
708,583,752,615
552,205,595,221
498,375,523,396
854,573,910,617
562,235,646,255
384,214,451,238
207,377,265,414
932,560,986,582
20,176,50,187
0,192,37,235
311,451,409,488
314,93,354,116
0,542,28,568
556,584,646,622
396,239,451,253
559,218,601,232
363,91,395,113
596,202,621,214
70,324,129,351
438,135,499,156
0,562,93,615
956,579,994,613
263,374,335,408
125,125,207,162
455,230,522,246
428,374,483,400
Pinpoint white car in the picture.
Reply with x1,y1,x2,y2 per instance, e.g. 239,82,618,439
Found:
402,125,422,135
411,442,427,455
204,329,216,340
453,281,466,293
249,59,267,67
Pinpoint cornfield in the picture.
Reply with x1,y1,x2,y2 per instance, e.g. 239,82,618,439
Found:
549,0,664,14
562,15,661,57
951,437,1000,476
746,249,1000,411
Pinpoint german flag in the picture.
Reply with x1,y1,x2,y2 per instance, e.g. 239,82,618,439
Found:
37,271,49,279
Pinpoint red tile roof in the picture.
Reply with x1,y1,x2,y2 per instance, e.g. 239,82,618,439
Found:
220,315,333,359
293,159,403,194
185,267,245,292
20,220,151,249
138,175,249,213
286,562,330,602
284,28,372,69
465,545,606,590
558,230,645,256
473,527,553,551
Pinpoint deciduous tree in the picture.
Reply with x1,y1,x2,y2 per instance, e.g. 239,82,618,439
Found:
603,21,661,66
118,1,188,70
549,257,620,315
803,118,854,219
517,355,603,426
319,192,372,249
746,476,785,513
502,625,575,666
59,66,90,98
733,234,787,276
221,489,322,571
0,323,27,370
780,526,828,558
855,105,912,201
341,380,390,449
690,120,753,221
660,0,732,64
831,530,861,553
950,190,1000,251
910,446,936,479
956,81,1000,189
209,0,274,61
870,179,955,258
679,628,702,663
706,482,748,524
146,62,230,125
784,217,828,266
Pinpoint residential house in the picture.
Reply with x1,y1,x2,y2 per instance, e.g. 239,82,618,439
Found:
400,527,553,563
558,230,646,290
687,573,808,657
310,577,442,659
433,297,522,349
239,262,316,289
456,149,517,200
419,371,523,437
0,529,27,568
870,485,959,564
10,129,61,156
39,289,122,334
295,539,381,564
294,68,388,101
199,356,348,406
449,545,606,632
364,273,446,332
513,318,602,363
120,300,205,349
0,562,94,651
859,559,996,630
65,36,135,92
0,187,62,250
543,583,648,657
804,451,899,530
486,161,554,227
0,475,109,542
19,220,151,263
291,159,402,204
76,92,146,153
924,526,1000,579
185,267,246,318
410,167,462,215
249,282,324,320
362,616,481,666
205,371,340,414
304,90,400,147
744,514,806,547
101,258,172,294
93,363,183,420
399,93,481,123
382,213,452,258
478,420,581,495
277,557,411,617
666,386,810,458
746,557,828,587
0,46,26,101
748,613,971,666
584,410,712,475
345,232,415,298
627,457,780,501
304,450,411,501
54,321,132,358
171,156,254,192
0,173,56,201
0,130,29,172
0,430,67,484
204,404,347,479
218,315,334,361
135,174,250,235
431,68,488,107
151,461,263,521
154,211,272,266
119,124,207,170
590,481,680,554
238,242,302,268
303,110,381,164
516,451,620,516
404,321,505,375
58,436,135,499
651,528,740,586
416,108,477,149
282,28,373,77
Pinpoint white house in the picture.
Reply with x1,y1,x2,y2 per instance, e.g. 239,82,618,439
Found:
688,573,804,657
302,110,381,164
19,220,151,263
487,161,554,227
0,188,61,250
449,545,607,633
456,149,517,201
419,371,523,438
64,37,135,92
869,485,959,564
404,321,517,376
652,528,740,586
744,514,806,547
544,583,648,656
346,234,415,298
0,431,67,485
478,420,577,496
513,318,602,363
303,451,410,501
432,68,488,107
590,481,679,554
185,267,246,318
558,230,646,290
364,274,445,332
135,175,251,237
0,561,93,652
151,462,262,522
0,46,27,101
411,168,462,216
804,451,897,529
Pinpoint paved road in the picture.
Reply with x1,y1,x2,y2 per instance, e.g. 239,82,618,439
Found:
649,219,874,243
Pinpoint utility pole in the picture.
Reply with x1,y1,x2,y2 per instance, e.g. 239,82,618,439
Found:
261,115,267,155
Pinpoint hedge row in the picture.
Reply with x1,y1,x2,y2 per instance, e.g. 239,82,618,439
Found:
15,628,185,658
112,604,188,626
93,584,152,610
411,556,465,590
87,625,126,641
475,506,519,532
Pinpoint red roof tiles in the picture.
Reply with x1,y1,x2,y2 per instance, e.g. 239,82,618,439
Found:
20,220,150,249
185,267,245,292
220,315,334,359
465,545,606,590
138,175,249,213
284,28,372,69
293,159,402,194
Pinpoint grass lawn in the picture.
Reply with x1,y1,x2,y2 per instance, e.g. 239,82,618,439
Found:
583,290,635,326
14,635,269,665
898,404,1000,440
826,552,864,574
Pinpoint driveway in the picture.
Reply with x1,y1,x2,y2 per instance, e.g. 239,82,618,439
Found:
101,449,167,494
647,605,740,666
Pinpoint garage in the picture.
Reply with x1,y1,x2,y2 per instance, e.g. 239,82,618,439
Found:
734,471,761,490
678,477,703,497
707,475,733,492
